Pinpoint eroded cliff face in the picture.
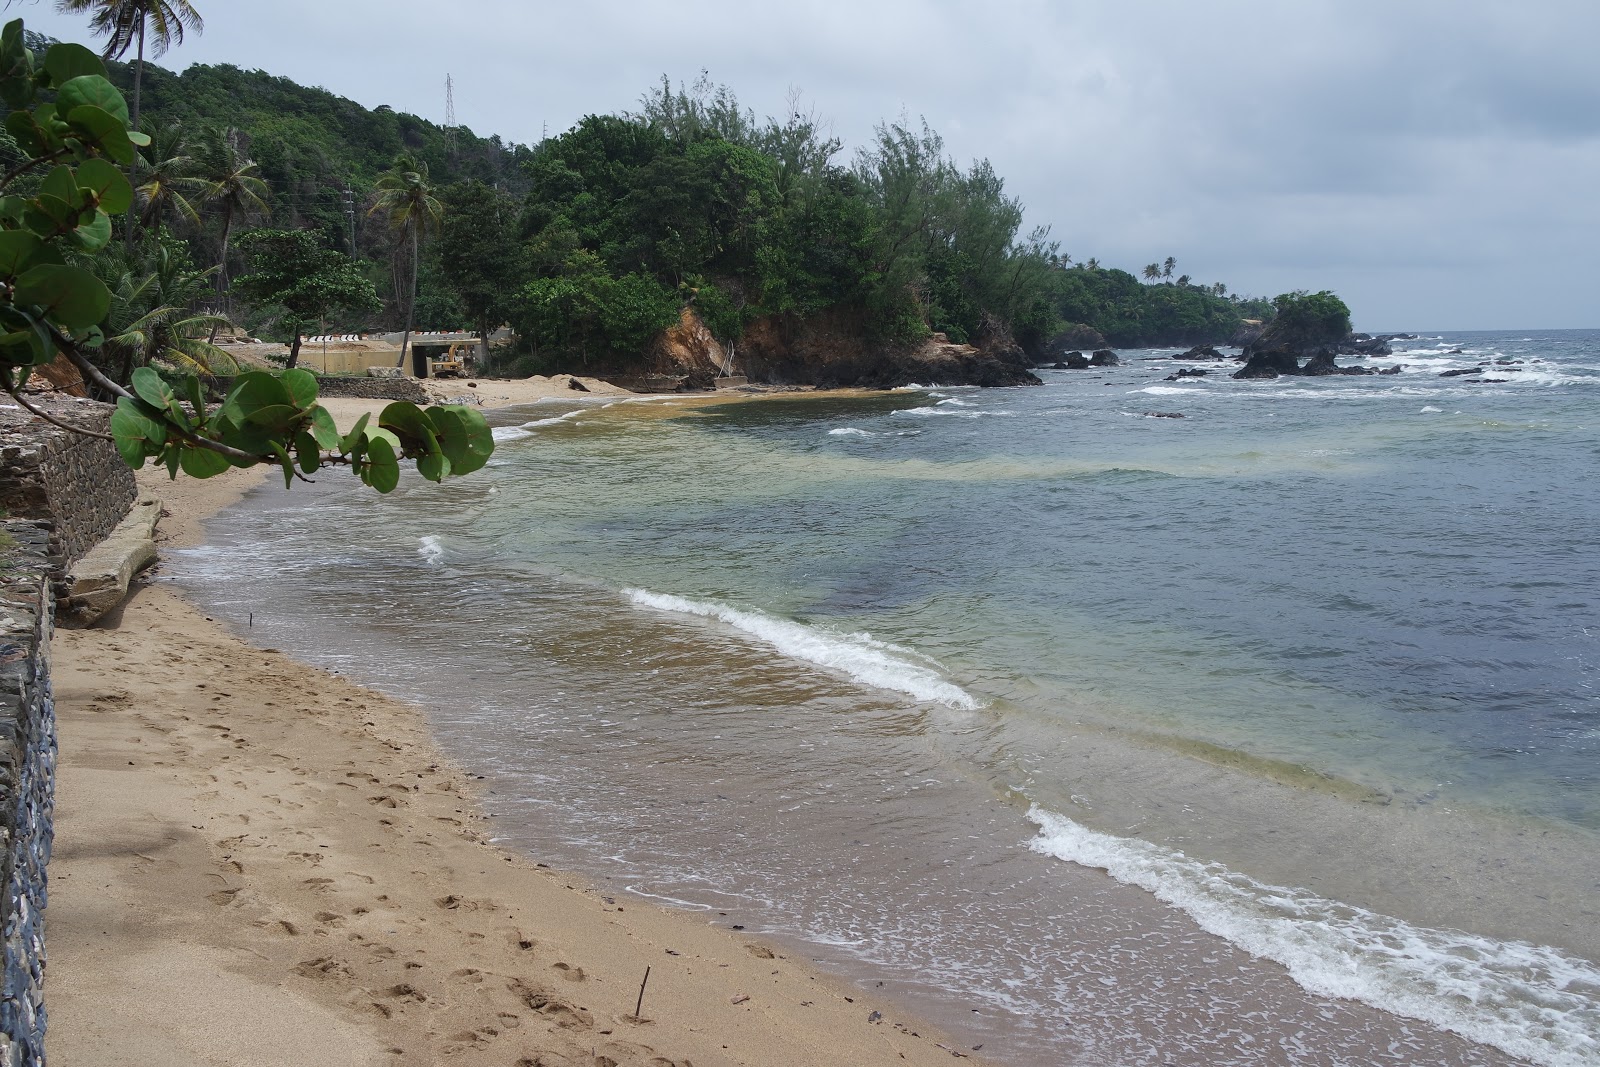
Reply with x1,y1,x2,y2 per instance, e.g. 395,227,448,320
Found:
647,307,728,379
646,308,1040,389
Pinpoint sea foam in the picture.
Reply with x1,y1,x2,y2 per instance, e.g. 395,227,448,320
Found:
625,589,979,709
1027,806,1600,1067
417,535,444,564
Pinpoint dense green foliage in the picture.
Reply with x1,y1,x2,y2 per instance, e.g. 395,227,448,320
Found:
0,18,492,492
233,228,380,368
19,9,1333,414
1258,290,1352,349
1041,263,1275,347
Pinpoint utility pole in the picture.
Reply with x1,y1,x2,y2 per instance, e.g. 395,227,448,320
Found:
342,187,356,257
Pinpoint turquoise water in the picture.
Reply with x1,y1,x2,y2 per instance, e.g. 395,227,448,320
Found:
180,331,1600,1066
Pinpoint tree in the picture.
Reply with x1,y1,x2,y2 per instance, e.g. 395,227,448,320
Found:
133,120,199,230
233,229,381,369
94,238,232,384
370,152,441,371
1162,256,1175,280
52,0,201,135
1143,263,1161,282
1259,290,1351,349
438,179,516,372
0,18,492,492
192,124,268,325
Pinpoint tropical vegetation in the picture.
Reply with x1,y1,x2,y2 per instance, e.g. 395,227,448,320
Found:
0,17,492,492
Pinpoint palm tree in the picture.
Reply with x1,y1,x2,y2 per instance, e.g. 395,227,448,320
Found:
370,153,443,371
135,121,201,231
95,241,234,384
55,0,203,135
193,125,268,330
1143,263,1161,282
1162,256,1176,280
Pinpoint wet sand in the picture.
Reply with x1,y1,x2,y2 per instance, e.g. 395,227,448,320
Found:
46,381,981,1067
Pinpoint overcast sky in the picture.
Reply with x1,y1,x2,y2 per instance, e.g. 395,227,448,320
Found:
12,0,1598,330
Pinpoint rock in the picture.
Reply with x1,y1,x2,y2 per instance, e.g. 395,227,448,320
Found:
1231,348,1302,379
1378,365,1402,375
1048,323,1107,351
1164,368,1209,381
62,497,161,626
1335,335,1394,357
1175,344,1227,361
1089,349,1120,367
1142,411,1186,418
1300,351,1373,376
1439,367,1483,377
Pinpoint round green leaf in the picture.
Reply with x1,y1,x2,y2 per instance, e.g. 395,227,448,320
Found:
64,104,134,164
218,370,292,426
68,209,111,251
15,263,110,329
42,43,103,88
360,434,400,493
130,366,175,409
425,404,494,475
0,230,40,279
279,368,318,409
416,450,451,483
378,401,440,457
55,75,127,126
75,158,132,215
308,405,340,450
178,444,231,479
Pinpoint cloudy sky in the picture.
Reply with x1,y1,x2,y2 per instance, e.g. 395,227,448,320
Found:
12,0,1597,330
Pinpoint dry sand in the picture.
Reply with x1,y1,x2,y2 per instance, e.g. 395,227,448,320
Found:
48,381,984,1067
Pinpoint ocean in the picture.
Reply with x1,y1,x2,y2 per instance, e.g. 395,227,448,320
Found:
177,330,1600,1066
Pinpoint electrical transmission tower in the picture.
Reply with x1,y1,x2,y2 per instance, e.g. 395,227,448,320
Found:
445,74,457,154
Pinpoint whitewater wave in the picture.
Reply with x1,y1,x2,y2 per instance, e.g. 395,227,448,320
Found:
827,427,923,438
417,535,444,565
491,408,588,443
625,589,979,709
893,406,1015,419
1027,806,1600,1067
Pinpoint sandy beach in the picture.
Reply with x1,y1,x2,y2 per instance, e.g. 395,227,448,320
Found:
47,379,980,1067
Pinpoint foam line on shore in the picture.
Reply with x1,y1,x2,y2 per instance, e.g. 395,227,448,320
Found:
625,589,979,709
1026,805,1600,1067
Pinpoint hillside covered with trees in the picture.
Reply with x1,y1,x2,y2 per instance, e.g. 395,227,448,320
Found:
13,14,1293,392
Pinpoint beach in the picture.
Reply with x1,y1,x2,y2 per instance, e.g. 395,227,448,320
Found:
46,379,980,1067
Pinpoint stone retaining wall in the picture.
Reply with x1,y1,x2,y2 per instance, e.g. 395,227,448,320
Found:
0,399,136,604
307,376,428,404
0,521,56,1066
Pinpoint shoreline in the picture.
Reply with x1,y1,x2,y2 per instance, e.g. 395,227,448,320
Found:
48,380,984,1067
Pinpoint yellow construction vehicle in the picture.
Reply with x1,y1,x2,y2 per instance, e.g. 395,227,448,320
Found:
430,342,472,378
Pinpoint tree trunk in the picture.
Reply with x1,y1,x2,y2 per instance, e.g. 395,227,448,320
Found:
208,202,235,344
477,316,490,376
397,222,417,370
286,332,303,370
123,21,145,254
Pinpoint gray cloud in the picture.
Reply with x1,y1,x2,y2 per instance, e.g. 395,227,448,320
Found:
10,0,1596,328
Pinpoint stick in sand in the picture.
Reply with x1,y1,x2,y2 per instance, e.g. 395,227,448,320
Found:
634,965,651,1019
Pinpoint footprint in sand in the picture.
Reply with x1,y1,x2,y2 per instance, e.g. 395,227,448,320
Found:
207,887,242,907
551,962,586,982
